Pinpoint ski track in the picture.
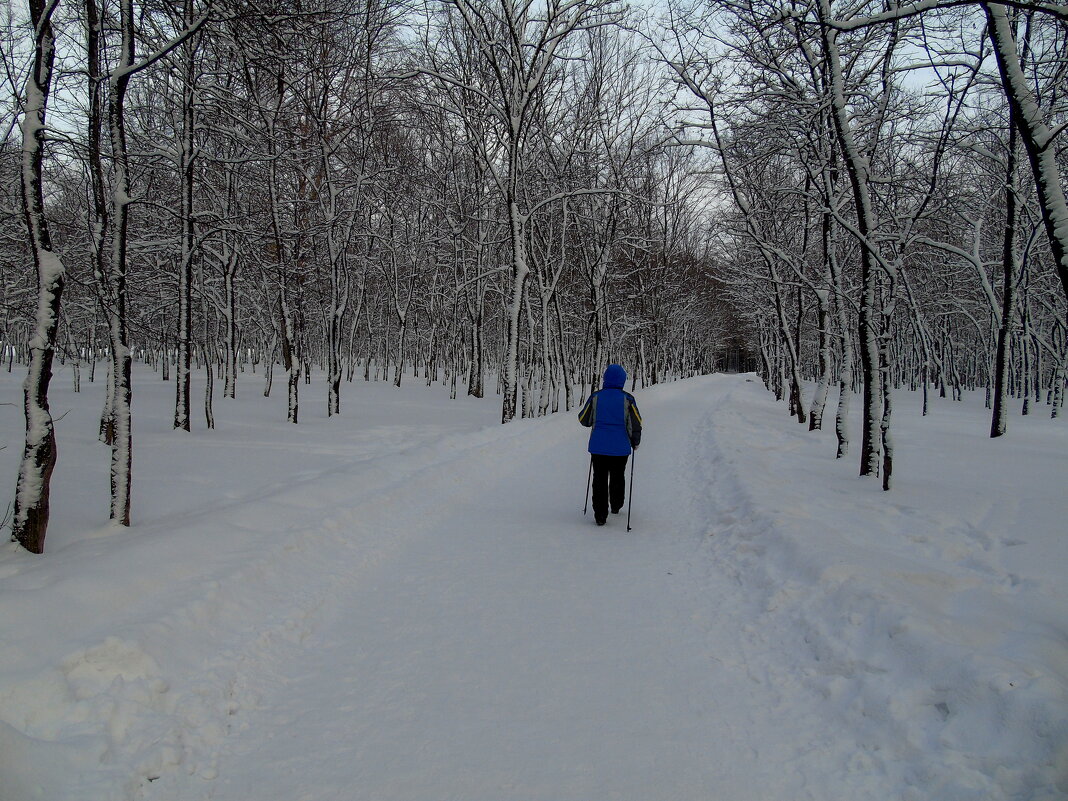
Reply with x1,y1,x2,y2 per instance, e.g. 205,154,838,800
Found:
698,379,1068,801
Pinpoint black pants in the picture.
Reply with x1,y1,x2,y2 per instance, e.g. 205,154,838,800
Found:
591,454,628,521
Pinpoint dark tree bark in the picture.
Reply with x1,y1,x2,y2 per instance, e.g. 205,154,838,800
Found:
992,113,1020,437
11,0,64,554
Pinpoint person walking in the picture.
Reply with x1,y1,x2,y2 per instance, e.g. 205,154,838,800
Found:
578,364,642,526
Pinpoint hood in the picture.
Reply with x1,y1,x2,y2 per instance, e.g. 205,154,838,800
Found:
602,364,627,389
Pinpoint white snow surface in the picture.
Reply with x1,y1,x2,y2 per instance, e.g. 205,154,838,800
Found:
0,369,1066,801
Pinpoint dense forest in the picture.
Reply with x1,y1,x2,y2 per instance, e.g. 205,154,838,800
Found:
2,0,1066,552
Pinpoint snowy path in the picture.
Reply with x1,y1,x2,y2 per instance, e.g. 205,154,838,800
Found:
154,377,865,801
3,372,1064,800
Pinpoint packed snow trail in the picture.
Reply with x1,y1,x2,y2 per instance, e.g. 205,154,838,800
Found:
3,373,1064,800
143,376,879,801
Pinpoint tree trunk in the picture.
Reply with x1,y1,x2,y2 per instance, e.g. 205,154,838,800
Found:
502,203,530,423
173,0,195,431
11,0,63,553
223,245,238,399
86,0,136,526
819,0,882,477
991,114,1020,437
808,288,831,431
985,3,1068,318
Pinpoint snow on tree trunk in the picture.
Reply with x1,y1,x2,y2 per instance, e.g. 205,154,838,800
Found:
108,335,133,526
327,227,345,416
11,0,64,554
394,312,407,388
12,267,63,549
223,246,238,399
881,371,895,492
99,0,137,526
819,0,882,477
173,2,196,432
985,2,1068,317
502,204,529,424
555,296,574,410
537,291,554,417
468,292,485,399
771,266,806,425
808,287,831,431
827,213,852,459
280,290,298,424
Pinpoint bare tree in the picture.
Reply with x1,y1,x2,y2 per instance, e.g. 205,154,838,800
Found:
84,0,207,523
418,0,623,423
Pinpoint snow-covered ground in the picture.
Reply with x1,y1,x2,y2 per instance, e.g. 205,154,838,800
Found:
0,366,1065,801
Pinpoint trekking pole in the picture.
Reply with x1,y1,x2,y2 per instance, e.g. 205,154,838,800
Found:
626,452,636,532
583,455,593,515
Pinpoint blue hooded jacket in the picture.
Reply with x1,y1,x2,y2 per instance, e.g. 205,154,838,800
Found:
577,364,643,456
